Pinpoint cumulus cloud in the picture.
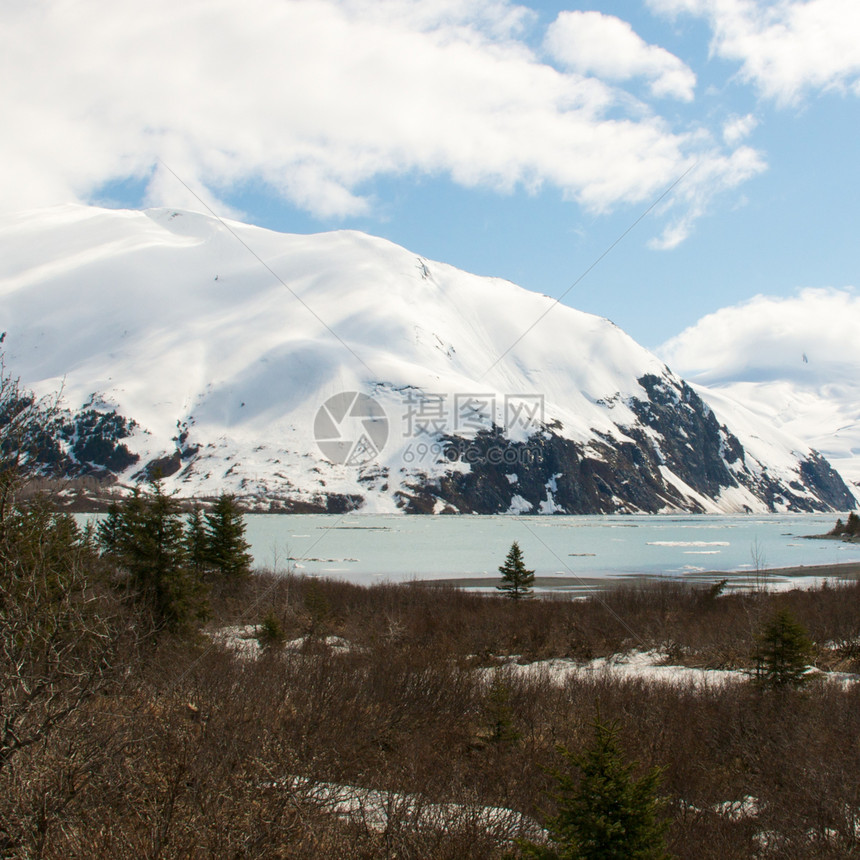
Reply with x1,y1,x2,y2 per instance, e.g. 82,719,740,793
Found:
649,0,860,103
544,10,696,101
658,287,860,383
0,0,757,239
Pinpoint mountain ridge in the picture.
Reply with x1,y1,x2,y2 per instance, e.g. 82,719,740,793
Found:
0,204,853,514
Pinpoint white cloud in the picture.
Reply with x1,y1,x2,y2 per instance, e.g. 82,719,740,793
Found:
649,0,860,103
0,0,755,240
722,112,758,145
544,10,696,101
649,143,766,249
658,287,860,383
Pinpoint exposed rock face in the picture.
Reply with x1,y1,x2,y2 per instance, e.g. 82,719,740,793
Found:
19,404,139,483
26,375,854,515
393,374,855,515
628,374,742,500
795,453,856,510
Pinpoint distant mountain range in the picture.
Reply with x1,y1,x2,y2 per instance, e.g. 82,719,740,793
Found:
0,204,854,514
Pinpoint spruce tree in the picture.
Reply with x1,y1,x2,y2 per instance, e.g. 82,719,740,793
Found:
754,608,814,689
257,610,286,649
484,674,521,746
4,496,87,603
97,487,146,566
185,502,209,576
518,717,671,860
204,493,252,579
98,480,207,631
497,541,534,600
0,494,122,777
96,501,124,556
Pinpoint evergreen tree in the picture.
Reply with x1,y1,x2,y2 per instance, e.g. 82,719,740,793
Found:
518,717,670,860
204,493,252,579
185,502,209,576
754,608,814,689
97,488,145,563
484,674,521,746
96,500,125,555
3,496,88,602
497,541,534,600
256,610,286,649
98,480,207,631
0,494,122,776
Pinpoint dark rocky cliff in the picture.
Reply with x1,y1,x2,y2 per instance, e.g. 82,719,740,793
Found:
393,374,855,515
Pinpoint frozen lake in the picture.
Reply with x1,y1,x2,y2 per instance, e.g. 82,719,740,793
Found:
238,512,860,589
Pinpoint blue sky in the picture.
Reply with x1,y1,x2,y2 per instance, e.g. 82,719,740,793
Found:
3,0,859,350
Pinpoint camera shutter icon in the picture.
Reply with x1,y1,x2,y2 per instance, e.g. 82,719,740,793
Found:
314,391,389,466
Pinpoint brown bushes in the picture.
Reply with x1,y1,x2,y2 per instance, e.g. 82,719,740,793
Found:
6,571,860,858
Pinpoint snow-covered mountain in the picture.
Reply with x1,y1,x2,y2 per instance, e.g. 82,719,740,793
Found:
698,375,860,490
0,204,853,514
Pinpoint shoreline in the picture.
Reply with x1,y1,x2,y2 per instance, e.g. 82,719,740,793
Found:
422,560,860,589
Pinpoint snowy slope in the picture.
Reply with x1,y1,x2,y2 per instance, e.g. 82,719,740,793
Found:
693,378,860,492
0,204,852,514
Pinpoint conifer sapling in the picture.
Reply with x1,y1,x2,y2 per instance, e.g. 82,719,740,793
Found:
497,541,535,600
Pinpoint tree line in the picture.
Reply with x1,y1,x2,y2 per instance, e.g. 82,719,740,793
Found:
98,481,252,630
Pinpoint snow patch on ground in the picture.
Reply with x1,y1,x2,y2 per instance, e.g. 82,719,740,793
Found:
496,650,860,689
280,776,546,842
209,625,261,659
210,627,353,659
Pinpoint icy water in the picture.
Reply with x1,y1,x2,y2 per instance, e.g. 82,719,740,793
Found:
239,512,860,589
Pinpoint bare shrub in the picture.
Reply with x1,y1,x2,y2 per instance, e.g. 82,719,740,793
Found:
7,556,860,858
